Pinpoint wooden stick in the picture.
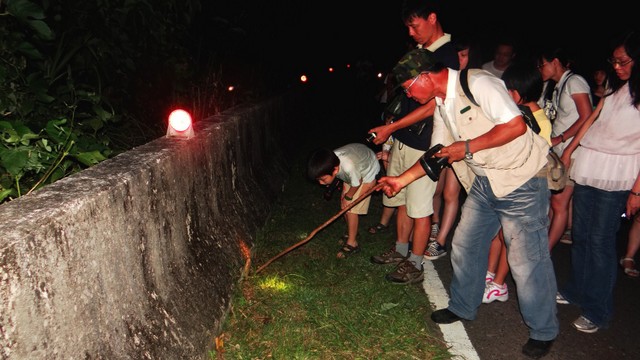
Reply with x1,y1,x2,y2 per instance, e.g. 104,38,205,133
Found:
254,183,384,274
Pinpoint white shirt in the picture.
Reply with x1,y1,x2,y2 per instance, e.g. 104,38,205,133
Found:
432,69,520,175
334,143,380,186
481,61,506,78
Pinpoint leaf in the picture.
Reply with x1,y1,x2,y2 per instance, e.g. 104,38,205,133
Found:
73,150,107,166
0,189,16,203
0,147,30,177
0,121,20,144
380,302,399,311
7,0,54,40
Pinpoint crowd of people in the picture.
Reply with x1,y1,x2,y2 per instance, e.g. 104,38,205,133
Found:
306,1,640,358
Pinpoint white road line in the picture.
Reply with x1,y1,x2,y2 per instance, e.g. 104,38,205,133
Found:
422,261,480,360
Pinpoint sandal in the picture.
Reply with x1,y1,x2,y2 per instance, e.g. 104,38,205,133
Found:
368,223,389,234
339,233,359,245
620,258,640,278
336,244,361,259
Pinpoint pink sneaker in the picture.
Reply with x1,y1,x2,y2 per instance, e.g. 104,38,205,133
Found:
483,281,508,303
485,271,495,283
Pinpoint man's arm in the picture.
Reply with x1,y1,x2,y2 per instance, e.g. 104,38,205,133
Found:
435,116,528,163
369,99,436,145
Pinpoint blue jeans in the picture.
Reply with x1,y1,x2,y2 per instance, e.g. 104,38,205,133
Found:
448,175,559,341
560,184,627,329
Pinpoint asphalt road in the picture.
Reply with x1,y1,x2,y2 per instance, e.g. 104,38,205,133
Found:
430,217,639,360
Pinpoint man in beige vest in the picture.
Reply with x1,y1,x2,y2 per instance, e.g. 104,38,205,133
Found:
378,48,558,359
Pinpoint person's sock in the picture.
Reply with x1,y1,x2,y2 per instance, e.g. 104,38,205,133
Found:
396,242,409,257
408,253,424,270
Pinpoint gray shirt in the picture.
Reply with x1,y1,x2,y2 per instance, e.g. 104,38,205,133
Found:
334,143,380,187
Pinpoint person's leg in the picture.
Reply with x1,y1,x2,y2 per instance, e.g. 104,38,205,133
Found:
483,230,510,303
493,231,509,285
446,177,502,319
396,205,413,247
621,213,640,277
411,215,430,258
566,185,625,329
405,160,437,264
435,168,461,247
548,185,574,249
369,205,395,234
500,175,558,341
432,169,445,229
486,233,502,277
338,182,374,258
342,212,359,248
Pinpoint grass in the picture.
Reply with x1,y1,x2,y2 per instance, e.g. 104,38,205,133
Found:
212,155,454,359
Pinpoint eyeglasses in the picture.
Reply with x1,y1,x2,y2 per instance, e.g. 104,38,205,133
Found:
607,58,634,67
403,73,423,95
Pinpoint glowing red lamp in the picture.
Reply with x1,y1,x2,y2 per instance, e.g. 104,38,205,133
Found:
166,109,194,139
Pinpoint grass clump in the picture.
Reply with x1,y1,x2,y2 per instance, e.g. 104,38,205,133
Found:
214,157,453,359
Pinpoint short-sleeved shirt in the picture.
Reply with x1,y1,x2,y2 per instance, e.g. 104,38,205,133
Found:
334,143,380,187
539,71,592,155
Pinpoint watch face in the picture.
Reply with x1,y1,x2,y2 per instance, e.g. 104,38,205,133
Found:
465,152,473,160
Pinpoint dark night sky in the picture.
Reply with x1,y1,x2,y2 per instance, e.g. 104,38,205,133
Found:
206,1,638,84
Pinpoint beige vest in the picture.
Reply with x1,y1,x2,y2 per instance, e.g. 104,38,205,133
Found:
445,69,550,197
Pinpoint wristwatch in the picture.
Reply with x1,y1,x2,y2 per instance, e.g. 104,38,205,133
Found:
465,139,473,160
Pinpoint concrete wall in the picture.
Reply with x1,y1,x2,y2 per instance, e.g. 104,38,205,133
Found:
0,97,294,359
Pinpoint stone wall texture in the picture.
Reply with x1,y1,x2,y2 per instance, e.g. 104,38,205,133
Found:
0,97,294,359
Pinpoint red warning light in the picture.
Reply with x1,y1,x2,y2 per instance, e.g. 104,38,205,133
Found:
167,109,194,139
300,74,308,83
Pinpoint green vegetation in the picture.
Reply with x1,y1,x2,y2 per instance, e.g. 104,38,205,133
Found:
214,158,453,359
0,0,265,204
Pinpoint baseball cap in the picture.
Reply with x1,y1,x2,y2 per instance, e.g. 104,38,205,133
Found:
392,48,438,86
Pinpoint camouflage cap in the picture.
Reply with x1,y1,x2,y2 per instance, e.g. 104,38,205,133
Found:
392,48,437,86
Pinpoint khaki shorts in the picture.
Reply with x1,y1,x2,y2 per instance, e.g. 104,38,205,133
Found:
344,181,375,215
382,140,436,218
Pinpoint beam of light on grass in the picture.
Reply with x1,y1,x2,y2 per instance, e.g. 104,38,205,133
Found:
259,276,290,292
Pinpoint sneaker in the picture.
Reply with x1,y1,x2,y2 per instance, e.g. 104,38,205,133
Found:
429,223,440,242
385,259,424,285
370,248,406,265
559,228,572,244
424,241,447,260
522,338,554,358
485,271,495,283
572,316,599,333
555,292,569,305
483,281,508,303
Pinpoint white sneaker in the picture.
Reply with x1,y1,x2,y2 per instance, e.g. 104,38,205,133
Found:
483,281,508,303
572,316,598,333
429,223,440,242
485,271,495,283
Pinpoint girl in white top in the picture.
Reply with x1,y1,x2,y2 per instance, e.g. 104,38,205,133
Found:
558,31,640,333
537,48,594,249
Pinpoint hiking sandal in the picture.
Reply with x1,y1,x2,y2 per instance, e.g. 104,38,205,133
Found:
368,223,389,234
336,244,361,259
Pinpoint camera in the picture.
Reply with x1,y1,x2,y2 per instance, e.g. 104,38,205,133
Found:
323,178,343,201
366,132,377,143
419,144,449,181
